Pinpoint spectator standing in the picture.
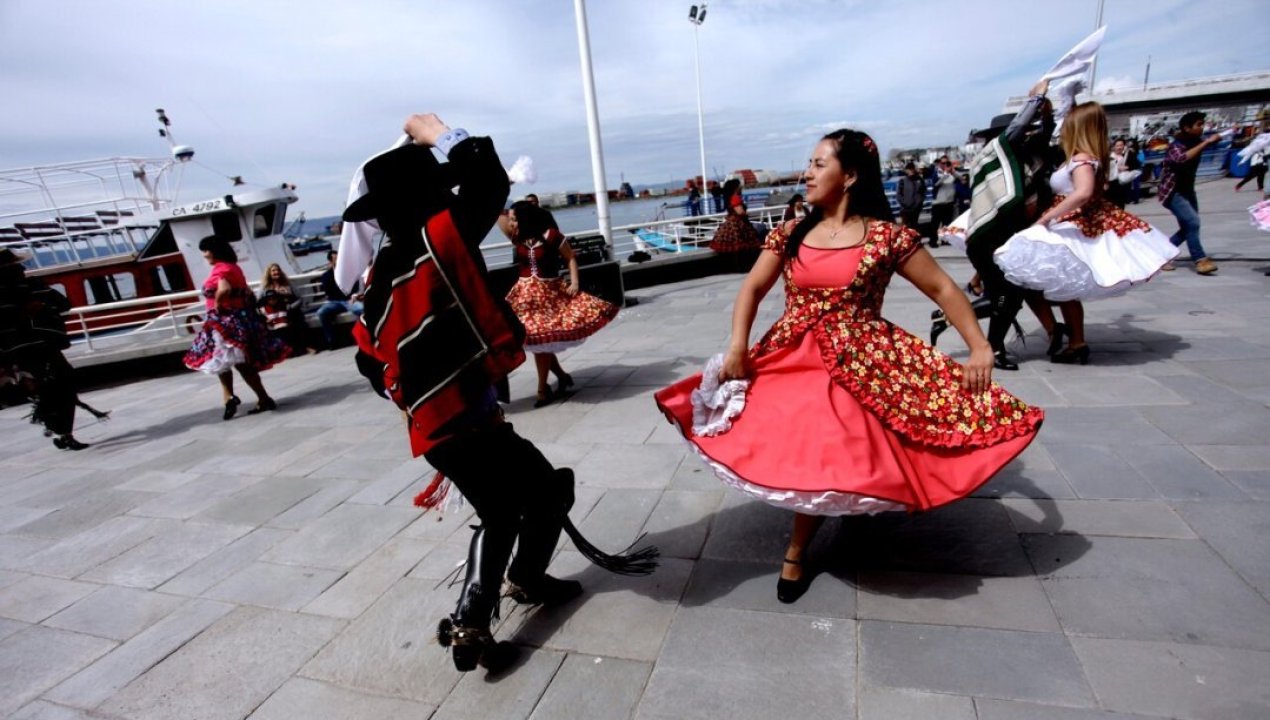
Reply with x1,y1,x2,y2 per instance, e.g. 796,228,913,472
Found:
686,180,702,216
1159,111,1223,275
896,162,925,231
929,157,957,246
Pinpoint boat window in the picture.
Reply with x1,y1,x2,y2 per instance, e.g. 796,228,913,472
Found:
253,204,278,238
209,211,242,242
47,282,68,299
84,272,138,304
149,263,191,294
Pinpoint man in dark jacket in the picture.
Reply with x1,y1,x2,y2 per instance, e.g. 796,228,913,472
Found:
896,162,926,230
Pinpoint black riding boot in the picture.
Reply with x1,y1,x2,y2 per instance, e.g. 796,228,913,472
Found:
987,293,1023,370
507,468,582,606
437,526,506,672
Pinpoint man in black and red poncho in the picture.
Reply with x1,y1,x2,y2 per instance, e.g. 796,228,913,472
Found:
340,114,655,673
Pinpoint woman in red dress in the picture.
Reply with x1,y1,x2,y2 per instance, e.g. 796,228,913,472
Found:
504,201,618,407
708,178,762,253
655,130,1044,602
184,236,288,419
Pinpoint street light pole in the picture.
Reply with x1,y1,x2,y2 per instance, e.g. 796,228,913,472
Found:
572,0,612,250
1090,0,1105,93
689,4,708,207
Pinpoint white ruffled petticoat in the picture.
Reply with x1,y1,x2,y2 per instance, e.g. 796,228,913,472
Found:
690,354,750,437
993,220,1178,302
193,329,248,375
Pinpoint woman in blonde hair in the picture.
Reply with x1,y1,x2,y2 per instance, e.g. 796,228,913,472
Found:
258,263,312,356
993,101,1178,364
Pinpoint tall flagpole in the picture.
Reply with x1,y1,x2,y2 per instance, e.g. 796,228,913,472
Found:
1090,0,1105,93
690,7,708,199
572,0,613,250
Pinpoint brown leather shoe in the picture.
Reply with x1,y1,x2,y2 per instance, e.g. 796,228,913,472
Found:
1195,258,1218,275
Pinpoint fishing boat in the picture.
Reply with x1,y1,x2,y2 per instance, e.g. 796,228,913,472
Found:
0,111,307,366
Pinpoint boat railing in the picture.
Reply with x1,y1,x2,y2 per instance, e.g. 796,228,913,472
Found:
64,270,328,354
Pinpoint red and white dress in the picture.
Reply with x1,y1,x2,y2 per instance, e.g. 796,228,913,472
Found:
655,223,1044,515
994,160,1179,301
505,231,618,353
184,262,289,374
708,194,762,253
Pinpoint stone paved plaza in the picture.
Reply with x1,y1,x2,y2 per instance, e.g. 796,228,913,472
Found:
2,180,1269,719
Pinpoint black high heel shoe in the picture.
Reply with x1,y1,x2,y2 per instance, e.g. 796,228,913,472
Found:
776,557,811,604
52,435,89,451
1046,323,1069,357
1050,345,1091,365
247,397,277,415
534,387,557,408
222,395,241,421
556,372,574,394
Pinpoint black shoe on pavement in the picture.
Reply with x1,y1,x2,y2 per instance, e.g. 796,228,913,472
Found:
506,574,583,606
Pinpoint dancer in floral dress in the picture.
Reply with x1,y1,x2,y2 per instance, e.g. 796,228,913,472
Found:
708,179,762,253
655,129,1044,603
504,201,618,407
184,236,288,419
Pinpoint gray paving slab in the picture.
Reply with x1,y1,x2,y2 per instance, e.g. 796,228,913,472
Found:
573,443,688,489
1222,470,1270,499
192,474,327,527
502,550,692,662
302,536,432,619
0,505,55,533
44,598,234,709
1001,498,1196,538
0,616,27,642
682,557,856,618
1035,408,1175,446
156,527,293,597
858,572,1060,632
98,606,343,720
859,686,977,720
1046,444,1159,499
6,700,103,719
261,502,418,570
1187,444,1270,470
0,576,98,623
974,698,1167,719
300,578,460,705
78,521,251,589
1113,444,1248,500
860,621,1094,707
1025,534,1270,650
637,606,856,720
43,585,185,641
0,625,116,717
528,654,651,720
638,490,722,560
1171,501,1270,599
1071,637,1270,720
203,561,344,611
432,649,565,720
246,677,435,720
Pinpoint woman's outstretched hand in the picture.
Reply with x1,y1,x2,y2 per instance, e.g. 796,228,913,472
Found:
962,344,994,394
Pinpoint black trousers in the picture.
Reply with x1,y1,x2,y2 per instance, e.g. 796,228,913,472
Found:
1236,165,1266,191
27,349,77,436
965,233,1025,353
423,420,573,591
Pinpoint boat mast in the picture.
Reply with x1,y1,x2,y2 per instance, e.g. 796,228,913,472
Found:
571,0,612,250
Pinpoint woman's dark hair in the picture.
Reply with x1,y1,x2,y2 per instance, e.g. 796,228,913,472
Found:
198,235,237,263
786,129,894,258
721,178,742,201
786,193,803,206
508,200,553,242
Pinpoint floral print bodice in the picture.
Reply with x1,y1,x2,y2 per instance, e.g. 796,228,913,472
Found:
754,221,1043,448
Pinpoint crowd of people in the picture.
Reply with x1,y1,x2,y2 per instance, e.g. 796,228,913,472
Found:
3,38,1260,684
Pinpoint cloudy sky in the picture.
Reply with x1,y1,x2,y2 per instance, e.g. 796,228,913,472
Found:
3,0,1267,218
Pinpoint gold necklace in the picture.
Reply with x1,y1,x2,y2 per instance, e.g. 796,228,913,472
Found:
825,216,859,242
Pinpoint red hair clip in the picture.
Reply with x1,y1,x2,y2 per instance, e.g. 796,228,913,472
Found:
861,136,878,155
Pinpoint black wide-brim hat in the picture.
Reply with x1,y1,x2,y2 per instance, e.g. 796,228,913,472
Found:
972,113,1016,141
343,143,456,224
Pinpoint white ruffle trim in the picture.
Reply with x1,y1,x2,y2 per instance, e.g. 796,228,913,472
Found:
941,209,970,253
194,330,247,375
683,441,907,516
994,221,1179,302
525,339,585,354
690,354,750,436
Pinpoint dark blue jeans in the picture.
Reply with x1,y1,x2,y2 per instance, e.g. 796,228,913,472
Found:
1164,191,1206,261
